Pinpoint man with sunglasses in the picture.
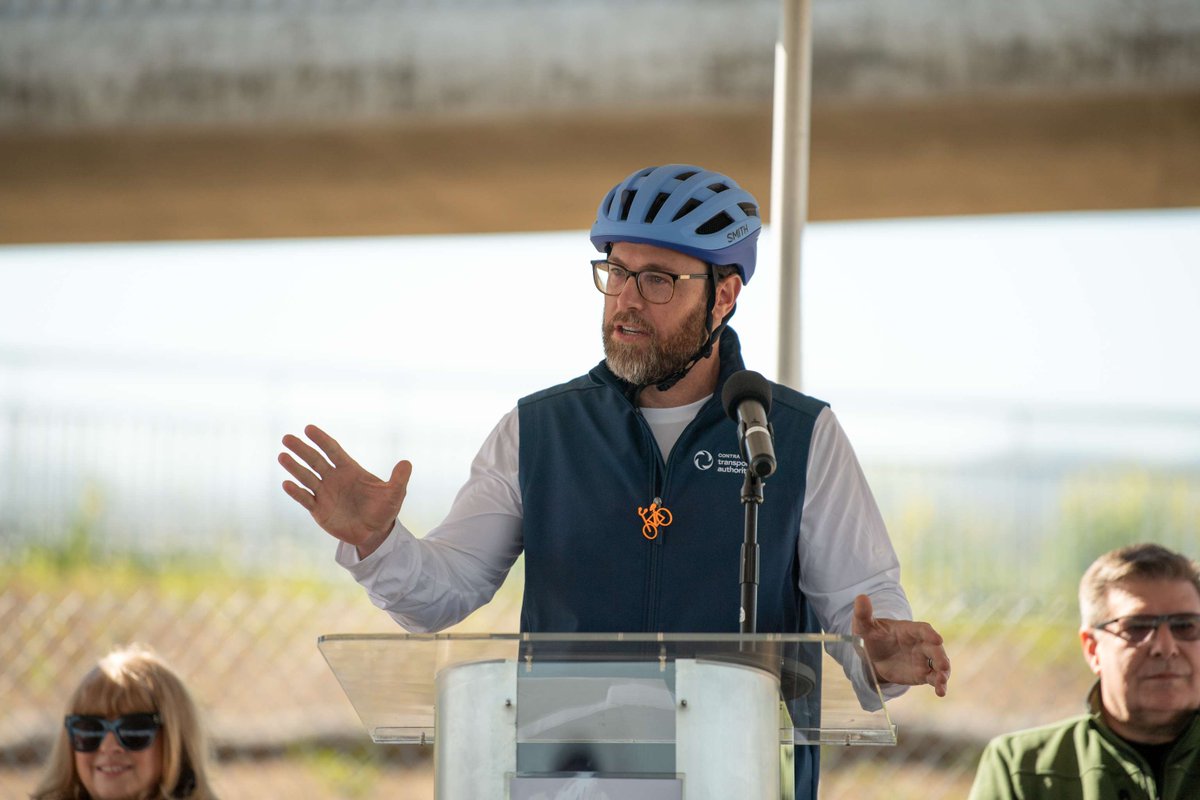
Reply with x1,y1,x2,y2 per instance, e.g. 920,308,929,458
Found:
969,542,1200,799
281,164,950,798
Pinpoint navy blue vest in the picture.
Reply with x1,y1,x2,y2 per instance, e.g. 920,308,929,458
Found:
517,328,828,634
517,329,828,797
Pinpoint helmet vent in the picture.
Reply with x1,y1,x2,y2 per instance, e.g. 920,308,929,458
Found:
671,198,702,222
696,211,735,235
617,189,636,221
645,192,671,223
738,202,760,218
708,182,730,193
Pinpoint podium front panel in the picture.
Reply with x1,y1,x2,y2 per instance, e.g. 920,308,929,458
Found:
514,660,677,776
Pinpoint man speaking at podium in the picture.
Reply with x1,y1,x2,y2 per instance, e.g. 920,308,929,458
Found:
280,164,950,796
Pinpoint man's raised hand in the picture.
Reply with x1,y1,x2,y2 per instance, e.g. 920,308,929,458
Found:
278,424,413,559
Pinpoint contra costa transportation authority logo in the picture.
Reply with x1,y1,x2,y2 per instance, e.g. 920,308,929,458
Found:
693,450,747,474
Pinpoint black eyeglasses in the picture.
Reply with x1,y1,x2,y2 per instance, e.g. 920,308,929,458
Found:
1092,613,1200,644
65,713,162,752
591,259,710,305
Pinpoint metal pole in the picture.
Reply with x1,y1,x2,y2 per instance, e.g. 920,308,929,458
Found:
771,0,813,389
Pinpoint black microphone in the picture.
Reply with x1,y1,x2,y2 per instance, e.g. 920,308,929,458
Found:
721,370,776,479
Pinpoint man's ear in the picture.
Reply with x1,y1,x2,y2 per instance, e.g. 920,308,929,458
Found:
714,275,742,320
1080,627,1102,676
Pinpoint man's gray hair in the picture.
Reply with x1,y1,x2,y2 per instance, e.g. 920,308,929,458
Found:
1079,542,1200,627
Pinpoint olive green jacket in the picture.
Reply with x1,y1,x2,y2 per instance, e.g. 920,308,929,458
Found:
967,685,1200,800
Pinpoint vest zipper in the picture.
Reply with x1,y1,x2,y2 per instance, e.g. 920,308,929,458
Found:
634,408,664,631
635,397,722,631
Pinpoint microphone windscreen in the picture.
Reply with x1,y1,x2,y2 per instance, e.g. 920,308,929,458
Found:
721,369,772,421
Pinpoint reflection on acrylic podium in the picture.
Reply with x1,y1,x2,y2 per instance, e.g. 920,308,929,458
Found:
319,633,895,800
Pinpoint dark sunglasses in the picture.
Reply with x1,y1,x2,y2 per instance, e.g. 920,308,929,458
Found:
1093,613,1200,644
65,713,162,752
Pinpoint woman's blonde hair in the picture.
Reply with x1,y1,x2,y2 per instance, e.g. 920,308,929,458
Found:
31,643,220,799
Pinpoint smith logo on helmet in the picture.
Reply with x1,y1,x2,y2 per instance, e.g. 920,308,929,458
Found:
726,224,750,243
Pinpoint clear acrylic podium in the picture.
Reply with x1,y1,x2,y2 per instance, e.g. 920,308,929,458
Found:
318,632,895,800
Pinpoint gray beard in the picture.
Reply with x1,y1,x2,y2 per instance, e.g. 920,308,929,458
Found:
602,300,709,386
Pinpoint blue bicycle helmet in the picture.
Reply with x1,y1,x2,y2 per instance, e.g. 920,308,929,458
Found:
590,164,762,284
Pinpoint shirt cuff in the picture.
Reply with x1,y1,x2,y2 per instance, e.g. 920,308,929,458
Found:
335,523,402,572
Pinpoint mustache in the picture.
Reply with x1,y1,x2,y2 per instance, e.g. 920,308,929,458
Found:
606,310,657,336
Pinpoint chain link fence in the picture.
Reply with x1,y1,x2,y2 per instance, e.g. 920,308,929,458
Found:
0,575,1099,799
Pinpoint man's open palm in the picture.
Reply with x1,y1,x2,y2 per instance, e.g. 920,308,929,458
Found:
279,424,412,557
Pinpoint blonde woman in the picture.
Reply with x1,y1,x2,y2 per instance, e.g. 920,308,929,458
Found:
32,643,219,800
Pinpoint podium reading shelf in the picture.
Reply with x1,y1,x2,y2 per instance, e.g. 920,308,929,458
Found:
319,632,895,800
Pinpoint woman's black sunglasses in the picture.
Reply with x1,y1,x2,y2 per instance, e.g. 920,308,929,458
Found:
64,713,162,752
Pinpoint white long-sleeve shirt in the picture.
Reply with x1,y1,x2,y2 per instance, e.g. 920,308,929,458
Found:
338,405,912,645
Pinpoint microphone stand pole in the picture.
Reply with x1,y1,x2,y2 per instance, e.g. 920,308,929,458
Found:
739,470,764,634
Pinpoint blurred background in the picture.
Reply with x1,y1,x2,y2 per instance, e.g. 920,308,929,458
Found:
2,0,1200,797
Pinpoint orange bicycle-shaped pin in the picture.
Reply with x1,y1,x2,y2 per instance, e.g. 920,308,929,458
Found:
638,502,673,540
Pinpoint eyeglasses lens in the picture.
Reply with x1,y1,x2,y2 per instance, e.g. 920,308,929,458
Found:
593,261,617,295
66,714,160,752
592,262,674,304
636,271,674,303
1115,614,1200,643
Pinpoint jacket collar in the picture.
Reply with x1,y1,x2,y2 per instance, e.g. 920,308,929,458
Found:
1086,679,1103,716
